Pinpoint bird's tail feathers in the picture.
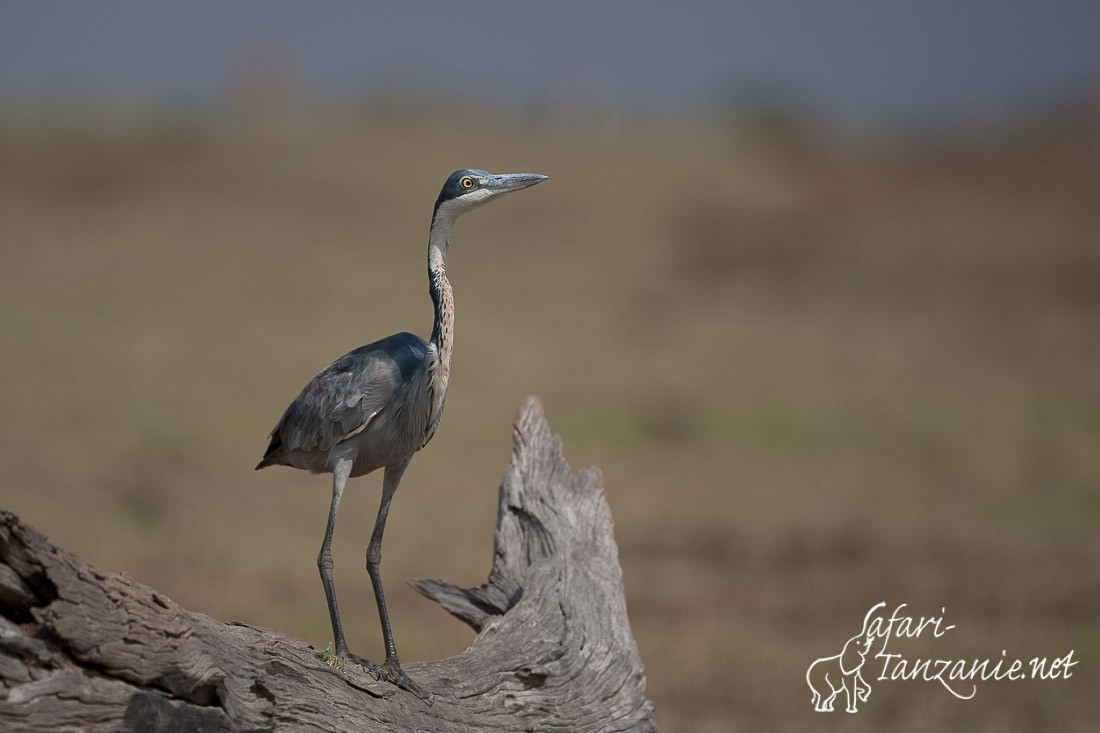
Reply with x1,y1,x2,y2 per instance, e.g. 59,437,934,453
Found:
255,431,284,471
254,456,277,471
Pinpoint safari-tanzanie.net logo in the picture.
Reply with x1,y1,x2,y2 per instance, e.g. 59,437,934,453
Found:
806,602,1077,713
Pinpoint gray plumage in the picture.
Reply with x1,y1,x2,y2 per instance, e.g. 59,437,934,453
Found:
255,169,547,704
256,333,431,474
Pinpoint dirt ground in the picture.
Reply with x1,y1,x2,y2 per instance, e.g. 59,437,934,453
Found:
2,107,1098,730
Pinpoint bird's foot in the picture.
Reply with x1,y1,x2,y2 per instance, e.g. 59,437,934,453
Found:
348,653,435,705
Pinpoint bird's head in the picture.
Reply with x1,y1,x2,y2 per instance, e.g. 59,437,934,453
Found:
434,169,548,220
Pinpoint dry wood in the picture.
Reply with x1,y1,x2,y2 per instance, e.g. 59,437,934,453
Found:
0,397,655,732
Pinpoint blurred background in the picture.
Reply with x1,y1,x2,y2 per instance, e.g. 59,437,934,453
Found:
2,2,1099,730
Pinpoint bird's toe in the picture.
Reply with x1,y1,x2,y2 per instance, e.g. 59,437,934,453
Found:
350,654,434,705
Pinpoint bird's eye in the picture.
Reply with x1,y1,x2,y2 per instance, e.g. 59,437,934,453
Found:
460,176,475,189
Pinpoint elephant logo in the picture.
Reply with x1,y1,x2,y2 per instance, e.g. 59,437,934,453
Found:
806,603,881,713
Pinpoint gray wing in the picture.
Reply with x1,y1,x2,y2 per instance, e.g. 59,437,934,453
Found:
262,332,428,458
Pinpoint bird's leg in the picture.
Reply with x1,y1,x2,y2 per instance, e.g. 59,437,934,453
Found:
318,458,352,662
350,459,434,704
367,462,406,663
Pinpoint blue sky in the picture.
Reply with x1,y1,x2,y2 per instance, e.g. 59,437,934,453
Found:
2,1,1099,125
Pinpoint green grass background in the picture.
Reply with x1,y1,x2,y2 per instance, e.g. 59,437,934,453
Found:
2,109,1098,730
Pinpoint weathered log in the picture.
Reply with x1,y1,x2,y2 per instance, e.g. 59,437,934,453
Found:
0,397,655,732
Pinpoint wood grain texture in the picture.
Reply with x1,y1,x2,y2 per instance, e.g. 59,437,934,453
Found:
0,397,655,732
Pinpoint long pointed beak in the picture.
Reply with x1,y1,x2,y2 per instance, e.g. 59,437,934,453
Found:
487,173,548,193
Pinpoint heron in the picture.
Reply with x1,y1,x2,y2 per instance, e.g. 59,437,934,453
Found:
255,169,548,703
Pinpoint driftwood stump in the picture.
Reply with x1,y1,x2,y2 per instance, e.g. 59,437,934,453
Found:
0,397,654,732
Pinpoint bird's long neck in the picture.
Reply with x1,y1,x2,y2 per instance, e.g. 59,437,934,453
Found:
427,209,455,371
